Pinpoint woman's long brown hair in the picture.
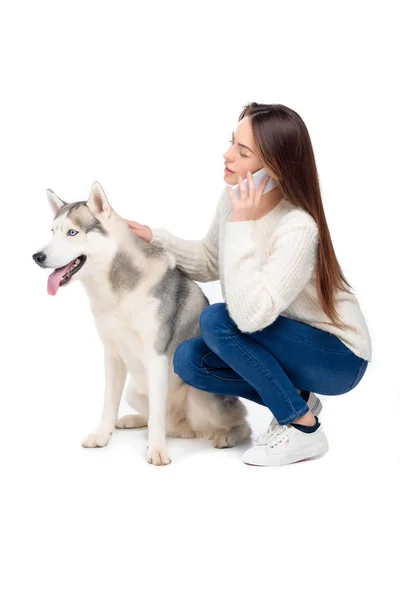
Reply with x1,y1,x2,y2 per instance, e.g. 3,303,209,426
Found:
239,102,351,330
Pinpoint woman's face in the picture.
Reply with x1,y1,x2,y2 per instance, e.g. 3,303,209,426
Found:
223,116,278,184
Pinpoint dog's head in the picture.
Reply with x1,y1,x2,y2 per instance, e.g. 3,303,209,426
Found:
33,181,118,295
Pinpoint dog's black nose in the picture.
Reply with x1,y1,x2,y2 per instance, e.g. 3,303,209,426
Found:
32,252,46,266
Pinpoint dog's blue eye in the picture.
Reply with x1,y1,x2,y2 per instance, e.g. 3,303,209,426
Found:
68,229,78,236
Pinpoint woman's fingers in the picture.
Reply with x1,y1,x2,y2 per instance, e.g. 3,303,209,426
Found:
256,175,269,204
247,170,255,204
126,220,146,231
126,221,152,242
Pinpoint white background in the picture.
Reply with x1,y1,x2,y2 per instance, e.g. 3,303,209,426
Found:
1,1,398,598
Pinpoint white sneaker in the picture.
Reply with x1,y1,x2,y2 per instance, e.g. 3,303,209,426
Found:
267,391,322,436
242,418,329,466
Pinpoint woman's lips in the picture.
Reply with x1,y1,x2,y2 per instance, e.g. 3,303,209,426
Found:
224,166,234,173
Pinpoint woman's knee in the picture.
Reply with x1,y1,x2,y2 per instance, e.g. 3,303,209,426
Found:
173,338,203,382
173,340,189,377
199,302,230,339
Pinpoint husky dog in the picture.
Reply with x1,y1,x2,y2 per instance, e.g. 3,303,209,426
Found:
32,182,251,465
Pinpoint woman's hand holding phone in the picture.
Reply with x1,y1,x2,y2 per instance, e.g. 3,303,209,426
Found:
227,170,270,222
125,219,153,242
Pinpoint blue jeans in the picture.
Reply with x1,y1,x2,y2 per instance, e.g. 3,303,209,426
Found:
173,302,369,425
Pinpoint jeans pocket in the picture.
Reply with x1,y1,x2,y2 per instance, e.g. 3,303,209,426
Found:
350,359,368,390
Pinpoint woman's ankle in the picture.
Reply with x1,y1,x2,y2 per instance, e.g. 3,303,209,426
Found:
292,411,316,427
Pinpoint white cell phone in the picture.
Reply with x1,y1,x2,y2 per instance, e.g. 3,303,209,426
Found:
231,167,277,201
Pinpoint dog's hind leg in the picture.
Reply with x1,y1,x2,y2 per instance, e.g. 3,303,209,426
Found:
186,387,252,447
213,423,252,448
116,377,149,429
211,396,252,448
116,414,148,429
168,419,196,439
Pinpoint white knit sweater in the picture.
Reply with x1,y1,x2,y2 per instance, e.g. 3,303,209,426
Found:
149,186,372,362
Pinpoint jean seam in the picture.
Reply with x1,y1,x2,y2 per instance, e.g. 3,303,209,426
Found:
279,403,310,426
267,326,352,355
200,349,244,381
349,359,367,389
226,331,300,418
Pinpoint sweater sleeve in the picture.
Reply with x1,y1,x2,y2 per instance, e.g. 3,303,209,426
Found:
148,190,222,282
222,216,319,332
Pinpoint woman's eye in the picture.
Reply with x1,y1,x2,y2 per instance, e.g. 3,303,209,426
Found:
229,139,247,158
68,229,78,236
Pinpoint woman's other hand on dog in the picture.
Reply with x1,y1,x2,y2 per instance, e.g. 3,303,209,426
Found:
125,220,153,243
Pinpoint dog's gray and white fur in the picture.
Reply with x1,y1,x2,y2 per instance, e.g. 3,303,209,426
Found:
33,182,251,465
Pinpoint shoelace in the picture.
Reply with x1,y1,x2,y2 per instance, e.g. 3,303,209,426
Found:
255,424,293,447
266,419,279,435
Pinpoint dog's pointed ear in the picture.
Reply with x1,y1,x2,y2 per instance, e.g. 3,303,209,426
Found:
47,189,66,216
87,181,112,218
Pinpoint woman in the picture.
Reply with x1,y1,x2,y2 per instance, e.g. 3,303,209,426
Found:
125,102,372,467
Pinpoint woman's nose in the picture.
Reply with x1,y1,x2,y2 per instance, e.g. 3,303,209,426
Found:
223,150,232,161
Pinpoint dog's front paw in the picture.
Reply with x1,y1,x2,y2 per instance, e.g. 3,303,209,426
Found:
147,446,171,466
81,431,111,448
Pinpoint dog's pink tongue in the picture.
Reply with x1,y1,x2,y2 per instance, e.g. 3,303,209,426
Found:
47,261,74,296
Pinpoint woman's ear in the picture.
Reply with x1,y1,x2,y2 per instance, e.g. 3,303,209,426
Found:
47,189,66,216
87,181,112,218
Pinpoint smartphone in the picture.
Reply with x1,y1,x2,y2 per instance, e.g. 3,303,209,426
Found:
230,167,277,201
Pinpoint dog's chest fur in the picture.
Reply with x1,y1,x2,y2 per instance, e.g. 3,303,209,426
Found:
86,254,208,386
92,290,162,370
